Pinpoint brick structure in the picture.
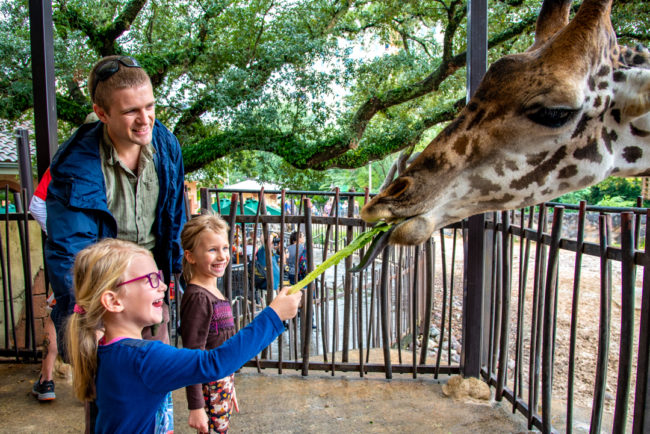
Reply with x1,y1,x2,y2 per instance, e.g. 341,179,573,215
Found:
13,268,49,350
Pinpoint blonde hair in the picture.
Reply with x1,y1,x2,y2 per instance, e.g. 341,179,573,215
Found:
66,238,152,402
181,214,229,282
88,55,151,112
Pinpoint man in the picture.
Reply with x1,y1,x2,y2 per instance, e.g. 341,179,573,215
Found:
45,55,186,354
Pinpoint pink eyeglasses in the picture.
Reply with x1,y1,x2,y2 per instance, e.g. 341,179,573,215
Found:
117,270,164,289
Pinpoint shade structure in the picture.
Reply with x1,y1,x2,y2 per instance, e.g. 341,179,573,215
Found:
213,198,281,216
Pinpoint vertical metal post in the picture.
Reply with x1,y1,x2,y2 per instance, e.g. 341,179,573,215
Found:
15,130,35,201
461,0,488,379
28,0,58,177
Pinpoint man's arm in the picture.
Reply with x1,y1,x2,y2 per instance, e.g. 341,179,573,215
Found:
44,192,100,311
169,134,186,274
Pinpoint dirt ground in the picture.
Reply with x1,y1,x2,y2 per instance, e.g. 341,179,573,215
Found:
431,230,639,431
0,363,532,433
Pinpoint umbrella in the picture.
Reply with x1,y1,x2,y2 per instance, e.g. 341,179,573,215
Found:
213,198,281,216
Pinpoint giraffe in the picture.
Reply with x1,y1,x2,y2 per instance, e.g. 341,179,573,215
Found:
360,0,650,246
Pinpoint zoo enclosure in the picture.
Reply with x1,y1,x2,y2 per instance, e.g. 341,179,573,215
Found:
0,186,648,433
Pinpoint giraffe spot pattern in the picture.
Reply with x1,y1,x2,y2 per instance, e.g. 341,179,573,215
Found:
597,81,609,90
505,160,518,172
571,114,591,138
597,65,610,76
573,137,602,163
588,76,596,92
593,95,602,108
495,161,505,177
601,128,617,154
453,135,469,156
466,109,486,131
558,165,578,179
526,151,548,166
622,146,643,163
469,174,500,196
613,71,626,82
578,175,596,186
510,146,567,190
611,108,621,124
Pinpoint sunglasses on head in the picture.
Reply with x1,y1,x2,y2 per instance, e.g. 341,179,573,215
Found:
91,56,142,100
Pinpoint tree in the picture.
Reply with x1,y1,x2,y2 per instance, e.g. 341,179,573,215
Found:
1,0,648,178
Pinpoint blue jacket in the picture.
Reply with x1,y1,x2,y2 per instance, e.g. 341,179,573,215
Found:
45,120,186,315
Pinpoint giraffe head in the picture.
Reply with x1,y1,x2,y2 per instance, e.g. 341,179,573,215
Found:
361,0,650,245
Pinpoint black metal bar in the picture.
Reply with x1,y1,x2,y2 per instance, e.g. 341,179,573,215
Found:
633,210,650,433
28,0,58,179
488,212,501,378
590,215,611,433
542,206,564,432
612,212,636,431
342,194,354,361
462,213,485,378
412,245,420,378
420,238,434,365
461,0,488,378
379,244,392,379
396,247,404,365
449,228,458,366
436,230,449,378
566,201,586,433
496,211,511,401
15,129,35,201
224,194,238,302
331,188,340,375
301,199,315,376
528,204,547,429
4,186,17,359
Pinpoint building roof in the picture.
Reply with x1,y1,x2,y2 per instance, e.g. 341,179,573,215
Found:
0,122,34,164
223,179,281,191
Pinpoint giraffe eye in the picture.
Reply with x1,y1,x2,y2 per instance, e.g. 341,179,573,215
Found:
527,107,579,128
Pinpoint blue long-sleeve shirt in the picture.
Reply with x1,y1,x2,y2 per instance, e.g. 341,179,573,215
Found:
95,307,283,433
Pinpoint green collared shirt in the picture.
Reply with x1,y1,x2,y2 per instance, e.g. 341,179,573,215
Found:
100,126,159,250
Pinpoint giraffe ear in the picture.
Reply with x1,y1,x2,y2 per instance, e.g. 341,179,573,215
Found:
531,0,573,50
617,70,650,119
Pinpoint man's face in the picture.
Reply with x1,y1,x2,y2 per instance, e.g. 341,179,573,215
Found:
94,83,155,149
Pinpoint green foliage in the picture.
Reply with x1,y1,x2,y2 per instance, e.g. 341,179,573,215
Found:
553,177,645,207
2,0,648,185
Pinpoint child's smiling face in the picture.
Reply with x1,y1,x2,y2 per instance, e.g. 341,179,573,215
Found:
118,253,167,328
185,229,230,282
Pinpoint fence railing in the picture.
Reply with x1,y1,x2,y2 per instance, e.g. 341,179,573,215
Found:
2,184,649,432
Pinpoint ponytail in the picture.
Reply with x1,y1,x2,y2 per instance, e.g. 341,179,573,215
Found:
66,239,152,402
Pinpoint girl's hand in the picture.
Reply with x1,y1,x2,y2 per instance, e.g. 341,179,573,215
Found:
188,408,209,433
269,287,302,320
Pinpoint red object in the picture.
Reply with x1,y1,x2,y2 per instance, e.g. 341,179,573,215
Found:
34,167,52,200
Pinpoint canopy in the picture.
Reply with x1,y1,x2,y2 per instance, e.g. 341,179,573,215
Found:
214,198,281,216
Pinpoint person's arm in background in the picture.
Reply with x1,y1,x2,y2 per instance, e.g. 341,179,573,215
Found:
29,168,52,234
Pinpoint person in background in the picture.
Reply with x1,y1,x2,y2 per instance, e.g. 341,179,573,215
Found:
180,214,238,433
66,238,301,433
286,231,306,286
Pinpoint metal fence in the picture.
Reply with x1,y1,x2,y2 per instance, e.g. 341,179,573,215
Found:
2,185,649,432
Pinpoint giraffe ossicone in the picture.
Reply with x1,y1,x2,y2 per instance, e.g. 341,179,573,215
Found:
361,0,650,246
